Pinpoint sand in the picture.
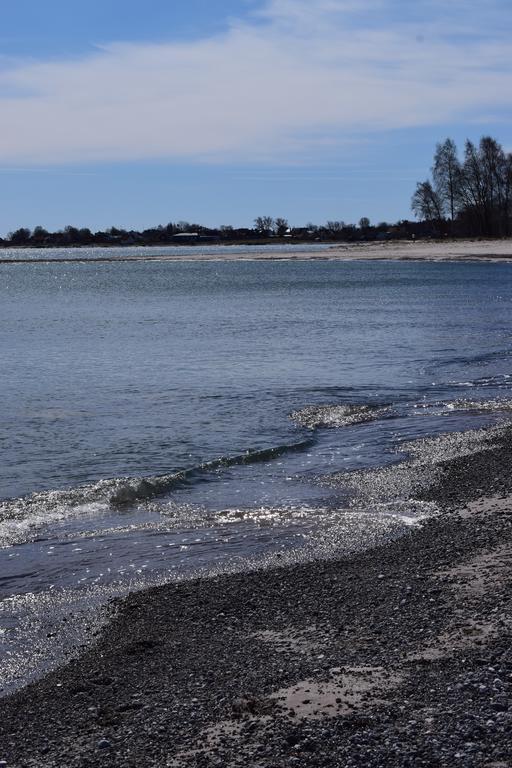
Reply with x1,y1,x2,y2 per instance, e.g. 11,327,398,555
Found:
1,237,512,264
328,238,512,262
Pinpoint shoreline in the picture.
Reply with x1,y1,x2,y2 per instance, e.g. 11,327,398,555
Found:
1,238,512,264
1,425,512,766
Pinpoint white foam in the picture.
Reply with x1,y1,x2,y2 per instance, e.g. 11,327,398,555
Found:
290,403,389,429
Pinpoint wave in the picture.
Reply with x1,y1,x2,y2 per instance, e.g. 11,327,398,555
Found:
431,348,512,372
290,403,389,429
110,439,315,504
0,438,315,547
445,397,512,413
412,396,512,417
450,373,512,388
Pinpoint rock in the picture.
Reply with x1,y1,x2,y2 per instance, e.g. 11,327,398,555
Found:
302,739,318,752
492,698,509,712
97,738,111,750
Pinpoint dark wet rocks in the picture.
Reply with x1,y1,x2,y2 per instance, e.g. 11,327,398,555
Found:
1,426,512,766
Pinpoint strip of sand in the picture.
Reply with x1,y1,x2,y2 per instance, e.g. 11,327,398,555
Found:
1,238,512,264
329,238,512,261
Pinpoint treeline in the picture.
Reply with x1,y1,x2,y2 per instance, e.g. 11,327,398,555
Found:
412,136,512,237
1,216,440,249
5,137,512,249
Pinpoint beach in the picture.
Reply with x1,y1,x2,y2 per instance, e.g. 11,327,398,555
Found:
1,423,511,767
3,1,512,763
329,238,512,262
1,238,512,264
2,256,512,767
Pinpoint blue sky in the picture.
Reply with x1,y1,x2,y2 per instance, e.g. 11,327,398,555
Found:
1,0,512,235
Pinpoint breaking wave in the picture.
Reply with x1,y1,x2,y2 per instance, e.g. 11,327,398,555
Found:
0,438,315,547
413,397,512,417
445,397,512,413
290,403,389,429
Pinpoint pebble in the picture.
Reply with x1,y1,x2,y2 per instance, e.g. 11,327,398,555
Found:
97,739,111,750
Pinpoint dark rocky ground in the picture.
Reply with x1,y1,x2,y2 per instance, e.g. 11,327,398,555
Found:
1,427,512,767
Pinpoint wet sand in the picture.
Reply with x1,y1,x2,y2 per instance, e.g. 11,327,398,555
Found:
1,425,512,766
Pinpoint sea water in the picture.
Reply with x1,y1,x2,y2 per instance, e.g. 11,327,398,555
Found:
2,250,512,691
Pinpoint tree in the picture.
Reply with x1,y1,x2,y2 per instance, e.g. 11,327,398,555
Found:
77,227,93,243
359,217,370,229
274,217,289,236
432,138,459,221
457,137,510,236
254,216,274,236
8,227,31,244
477,136,512,236
411,180,443,222
413,134,512,237
62,225,80,244
31,225,49,244
325,220,345,234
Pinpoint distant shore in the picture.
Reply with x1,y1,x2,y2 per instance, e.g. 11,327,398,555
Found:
1,237,512,264
330,237,512,261
1,423,512,766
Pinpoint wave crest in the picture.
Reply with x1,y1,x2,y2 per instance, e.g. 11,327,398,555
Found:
0,439,315,546
446,397,512,413
290,403,389,429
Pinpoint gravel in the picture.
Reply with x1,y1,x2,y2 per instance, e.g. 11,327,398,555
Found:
1,425,512,767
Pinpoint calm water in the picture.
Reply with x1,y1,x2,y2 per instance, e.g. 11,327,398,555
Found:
2,253,512,691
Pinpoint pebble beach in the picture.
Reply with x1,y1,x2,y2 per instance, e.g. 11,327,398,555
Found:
1,422,511,767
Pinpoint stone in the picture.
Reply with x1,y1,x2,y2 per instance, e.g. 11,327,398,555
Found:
97,738,111,750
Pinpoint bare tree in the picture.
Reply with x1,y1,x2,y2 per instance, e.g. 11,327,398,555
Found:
414,135,512,236
274,217,289,236
411,180,443,221
254,216,275,236
432,138,459,221
31,225,49,244
8,227,31,244
456,138,508,235
325,220,345,234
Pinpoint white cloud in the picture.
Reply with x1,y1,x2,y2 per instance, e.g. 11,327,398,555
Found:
0,0,511,165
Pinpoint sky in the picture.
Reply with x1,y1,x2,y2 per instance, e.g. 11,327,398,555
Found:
1,0,512,235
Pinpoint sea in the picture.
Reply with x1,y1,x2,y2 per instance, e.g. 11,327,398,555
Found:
2,243,512,693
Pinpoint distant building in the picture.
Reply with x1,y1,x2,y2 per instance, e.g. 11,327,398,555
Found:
172,232,200,241
172,232,219,244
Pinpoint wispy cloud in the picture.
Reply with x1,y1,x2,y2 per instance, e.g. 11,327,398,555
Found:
0,167,97,175
0,0,511,165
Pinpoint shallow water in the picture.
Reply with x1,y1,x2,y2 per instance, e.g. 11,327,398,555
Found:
2,255,512,692
0,242,332,262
